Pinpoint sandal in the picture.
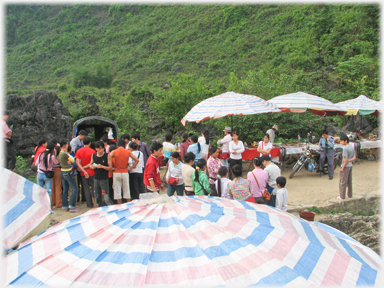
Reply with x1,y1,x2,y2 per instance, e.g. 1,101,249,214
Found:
69,208,79,213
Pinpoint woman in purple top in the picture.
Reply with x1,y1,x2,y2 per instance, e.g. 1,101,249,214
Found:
35,142,59,198
207,146,224,194
179,133,191,163
247,157,269,204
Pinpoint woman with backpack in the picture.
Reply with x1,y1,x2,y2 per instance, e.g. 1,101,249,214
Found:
35,142,59,212
31,139,47,171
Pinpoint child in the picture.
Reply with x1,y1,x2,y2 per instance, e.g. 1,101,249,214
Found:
227,164,255,203
192,159,211,195
275,176,288,211
144,141,165,193
215,166,232,199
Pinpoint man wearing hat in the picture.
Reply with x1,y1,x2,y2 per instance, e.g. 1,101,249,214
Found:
266,124,278,144
217,126,232,167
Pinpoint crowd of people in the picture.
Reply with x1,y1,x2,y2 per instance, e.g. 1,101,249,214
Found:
26,125,288,212
3,108,356,212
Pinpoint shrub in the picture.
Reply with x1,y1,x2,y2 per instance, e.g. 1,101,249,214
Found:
71,63,113,89
58,83,68,90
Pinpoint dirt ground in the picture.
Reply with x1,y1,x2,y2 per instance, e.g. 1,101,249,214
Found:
50,158,381,224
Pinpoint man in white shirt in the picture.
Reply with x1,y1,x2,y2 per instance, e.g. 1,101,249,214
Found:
217,126,232,167
70,130,88,157
261,155,281,207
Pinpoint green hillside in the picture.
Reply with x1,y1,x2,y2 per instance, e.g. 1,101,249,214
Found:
5,4,379,142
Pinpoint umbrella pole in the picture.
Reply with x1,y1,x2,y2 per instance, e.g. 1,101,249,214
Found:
231,115,233,129
298,113,300,139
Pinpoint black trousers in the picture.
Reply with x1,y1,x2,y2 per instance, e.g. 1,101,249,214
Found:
108,177,118,204
76,173,85,202
4,142,16,170
129,173,144,200
228,158,242,180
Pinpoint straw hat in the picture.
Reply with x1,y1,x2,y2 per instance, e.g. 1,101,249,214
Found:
223,126,232,132
272,124,278,131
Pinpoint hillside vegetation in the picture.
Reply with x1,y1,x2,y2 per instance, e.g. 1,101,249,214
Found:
6,4,379,143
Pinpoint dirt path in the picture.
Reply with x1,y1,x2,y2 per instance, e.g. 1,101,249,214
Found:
50,159,381,224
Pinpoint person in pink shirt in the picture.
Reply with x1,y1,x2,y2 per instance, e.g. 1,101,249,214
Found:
179,133,191,163
247,157,269,204
35,142,59,202
101,137,110,153
207,146,224,195
3,111,16,170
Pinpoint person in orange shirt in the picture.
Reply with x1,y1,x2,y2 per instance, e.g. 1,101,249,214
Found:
108,139,139,204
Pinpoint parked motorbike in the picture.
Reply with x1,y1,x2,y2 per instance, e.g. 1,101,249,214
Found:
289,146,343,179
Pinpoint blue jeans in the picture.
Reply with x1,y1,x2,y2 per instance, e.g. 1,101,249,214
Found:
61,170,78,209
266,184,276,207
167,184,185,196
37,172,52,197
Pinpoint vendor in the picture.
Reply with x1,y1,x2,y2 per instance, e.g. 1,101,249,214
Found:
257,134,272,157
317,129,335,180
217,126,232,167
266,124,278,144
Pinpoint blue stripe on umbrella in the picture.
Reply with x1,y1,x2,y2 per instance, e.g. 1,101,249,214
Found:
203,237,252,260
17,244,33,279
4,197,35,228
65,217,87,243
245,223,275,247
253,266,300,286
293,221,325,279
10,272,46,286
338,238,378,286
23,179,34,199
150,246,206,263
66,242,105,262
158,217,181,227
180,214,205,229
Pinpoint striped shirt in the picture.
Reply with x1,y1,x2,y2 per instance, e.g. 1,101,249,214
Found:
187,143,202,160
266,129,276,143
166,161,184,185
163,142,176,159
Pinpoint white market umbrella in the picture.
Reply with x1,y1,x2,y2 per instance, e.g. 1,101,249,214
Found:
336,95,380,116
181,91,281,126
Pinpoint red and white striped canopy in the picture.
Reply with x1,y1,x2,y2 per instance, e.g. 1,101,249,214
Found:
269,91,346,116
181,91,281,126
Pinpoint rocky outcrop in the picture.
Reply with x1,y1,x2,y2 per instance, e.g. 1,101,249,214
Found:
5,90,72,157
320,213,381,255
341,114,373,136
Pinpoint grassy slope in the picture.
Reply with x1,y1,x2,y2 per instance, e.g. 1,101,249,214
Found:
5,4,379,141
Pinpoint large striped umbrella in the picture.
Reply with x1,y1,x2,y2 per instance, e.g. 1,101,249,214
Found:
269,91,346,116
4,195,380,286
336,95,380,116
181,91,281,126
2,168,51,250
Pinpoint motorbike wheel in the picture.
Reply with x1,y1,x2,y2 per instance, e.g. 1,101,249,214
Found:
289,165,301,179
